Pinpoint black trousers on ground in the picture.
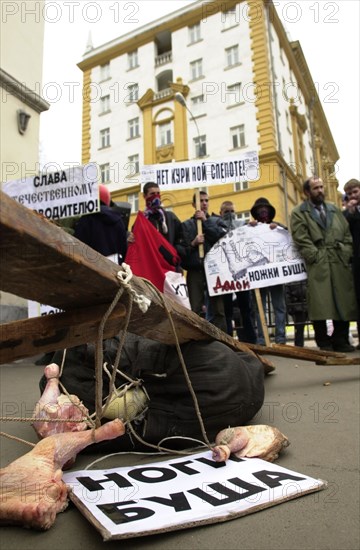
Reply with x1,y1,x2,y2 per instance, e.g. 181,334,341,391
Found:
313,319,350,348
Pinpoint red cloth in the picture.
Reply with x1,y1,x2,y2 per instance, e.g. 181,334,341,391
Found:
126,212,180,291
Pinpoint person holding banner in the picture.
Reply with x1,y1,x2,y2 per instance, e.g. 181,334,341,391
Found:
249,198,287,345
290,177,357,352
177,191,227,331
218,200,257,343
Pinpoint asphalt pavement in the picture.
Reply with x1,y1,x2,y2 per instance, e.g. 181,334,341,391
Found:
0,346,359,550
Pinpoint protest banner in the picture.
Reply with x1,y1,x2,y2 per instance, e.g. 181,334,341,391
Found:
141,151,259,190
63,450,326,541
204,223,307,297
2,163,99,220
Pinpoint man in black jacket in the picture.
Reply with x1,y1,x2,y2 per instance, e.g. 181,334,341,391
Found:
177,191,227,331
74,184,127,264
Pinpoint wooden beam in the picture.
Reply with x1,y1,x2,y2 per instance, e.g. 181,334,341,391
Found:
0,303,126,364
0,191,275,372
246,343,359,366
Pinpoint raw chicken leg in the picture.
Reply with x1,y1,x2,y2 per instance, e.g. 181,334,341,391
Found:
32,363,88,439
212,425,289,462
0,419,125,530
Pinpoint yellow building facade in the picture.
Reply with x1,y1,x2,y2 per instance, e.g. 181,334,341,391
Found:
78,0,340,228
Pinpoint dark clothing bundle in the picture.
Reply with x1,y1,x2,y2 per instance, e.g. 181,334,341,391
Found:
74,205,127,263
41,334,264,453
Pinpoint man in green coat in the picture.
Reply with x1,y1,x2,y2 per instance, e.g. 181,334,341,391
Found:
290,177,357,352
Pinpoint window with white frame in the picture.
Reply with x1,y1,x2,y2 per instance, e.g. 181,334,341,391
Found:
99,62,110,81
100,162,110,183
100,163,110,184
158,121,172,147
128,117,140,139
128,50,138,70
100,128,110,148
222,6,239,29
127,192,139,213
190,59,203,80
126,83,139,103
226,83,242,106
286,111,291,132
100,95,110,114
231,125,245,149
191,94,205,114
289,147,293,164
236,210,251,223
226,45,239,67
234,180,249,192
280,47,285,65
194,135,206,157
127,154,139,175
188,22,201,44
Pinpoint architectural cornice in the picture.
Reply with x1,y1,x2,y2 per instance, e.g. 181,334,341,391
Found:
0,68,50,114
77,0,240,71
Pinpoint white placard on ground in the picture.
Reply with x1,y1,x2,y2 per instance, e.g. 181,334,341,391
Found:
63,451,326,541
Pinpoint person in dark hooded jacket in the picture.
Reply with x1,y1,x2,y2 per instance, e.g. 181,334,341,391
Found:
74,184,127,264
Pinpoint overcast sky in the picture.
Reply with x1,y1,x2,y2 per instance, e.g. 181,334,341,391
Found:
39,0,360,190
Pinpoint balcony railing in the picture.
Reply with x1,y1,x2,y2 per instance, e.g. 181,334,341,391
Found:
155,51,172,67
153,88,173,101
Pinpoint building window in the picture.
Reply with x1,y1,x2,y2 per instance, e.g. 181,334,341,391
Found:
280,47,285,65
100,62,110,81
191,94,205,114
222,6,239,29
100,95,110,114
194,135,206,157
128,118,140,139
158,122,172,146
190,59,203,80
236,210,251,223
231,125,245,149
128,50,138,70
128,154,139,175
226,83,242,106
188,22,201,44
286,111,292,133
126,83,139,103
100,163,110,183
225,45,239,68
289,147,293,165
234,180,249,192
127,192,139,212
100,128,110,148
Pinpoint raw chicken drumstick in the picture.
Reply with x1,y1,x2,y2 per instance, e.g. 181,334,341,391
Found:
212,425,289,462
0,419,125,530
32,363,89,439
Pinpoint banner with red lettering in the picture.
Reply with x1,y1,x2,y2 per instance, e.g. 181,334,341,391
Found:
126,212,190,308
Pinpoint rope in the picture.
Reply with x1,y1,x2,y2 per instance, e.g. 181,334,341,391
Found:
90,264,212,453
0,431,35,447
0,416,88,424
1,263,213,458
